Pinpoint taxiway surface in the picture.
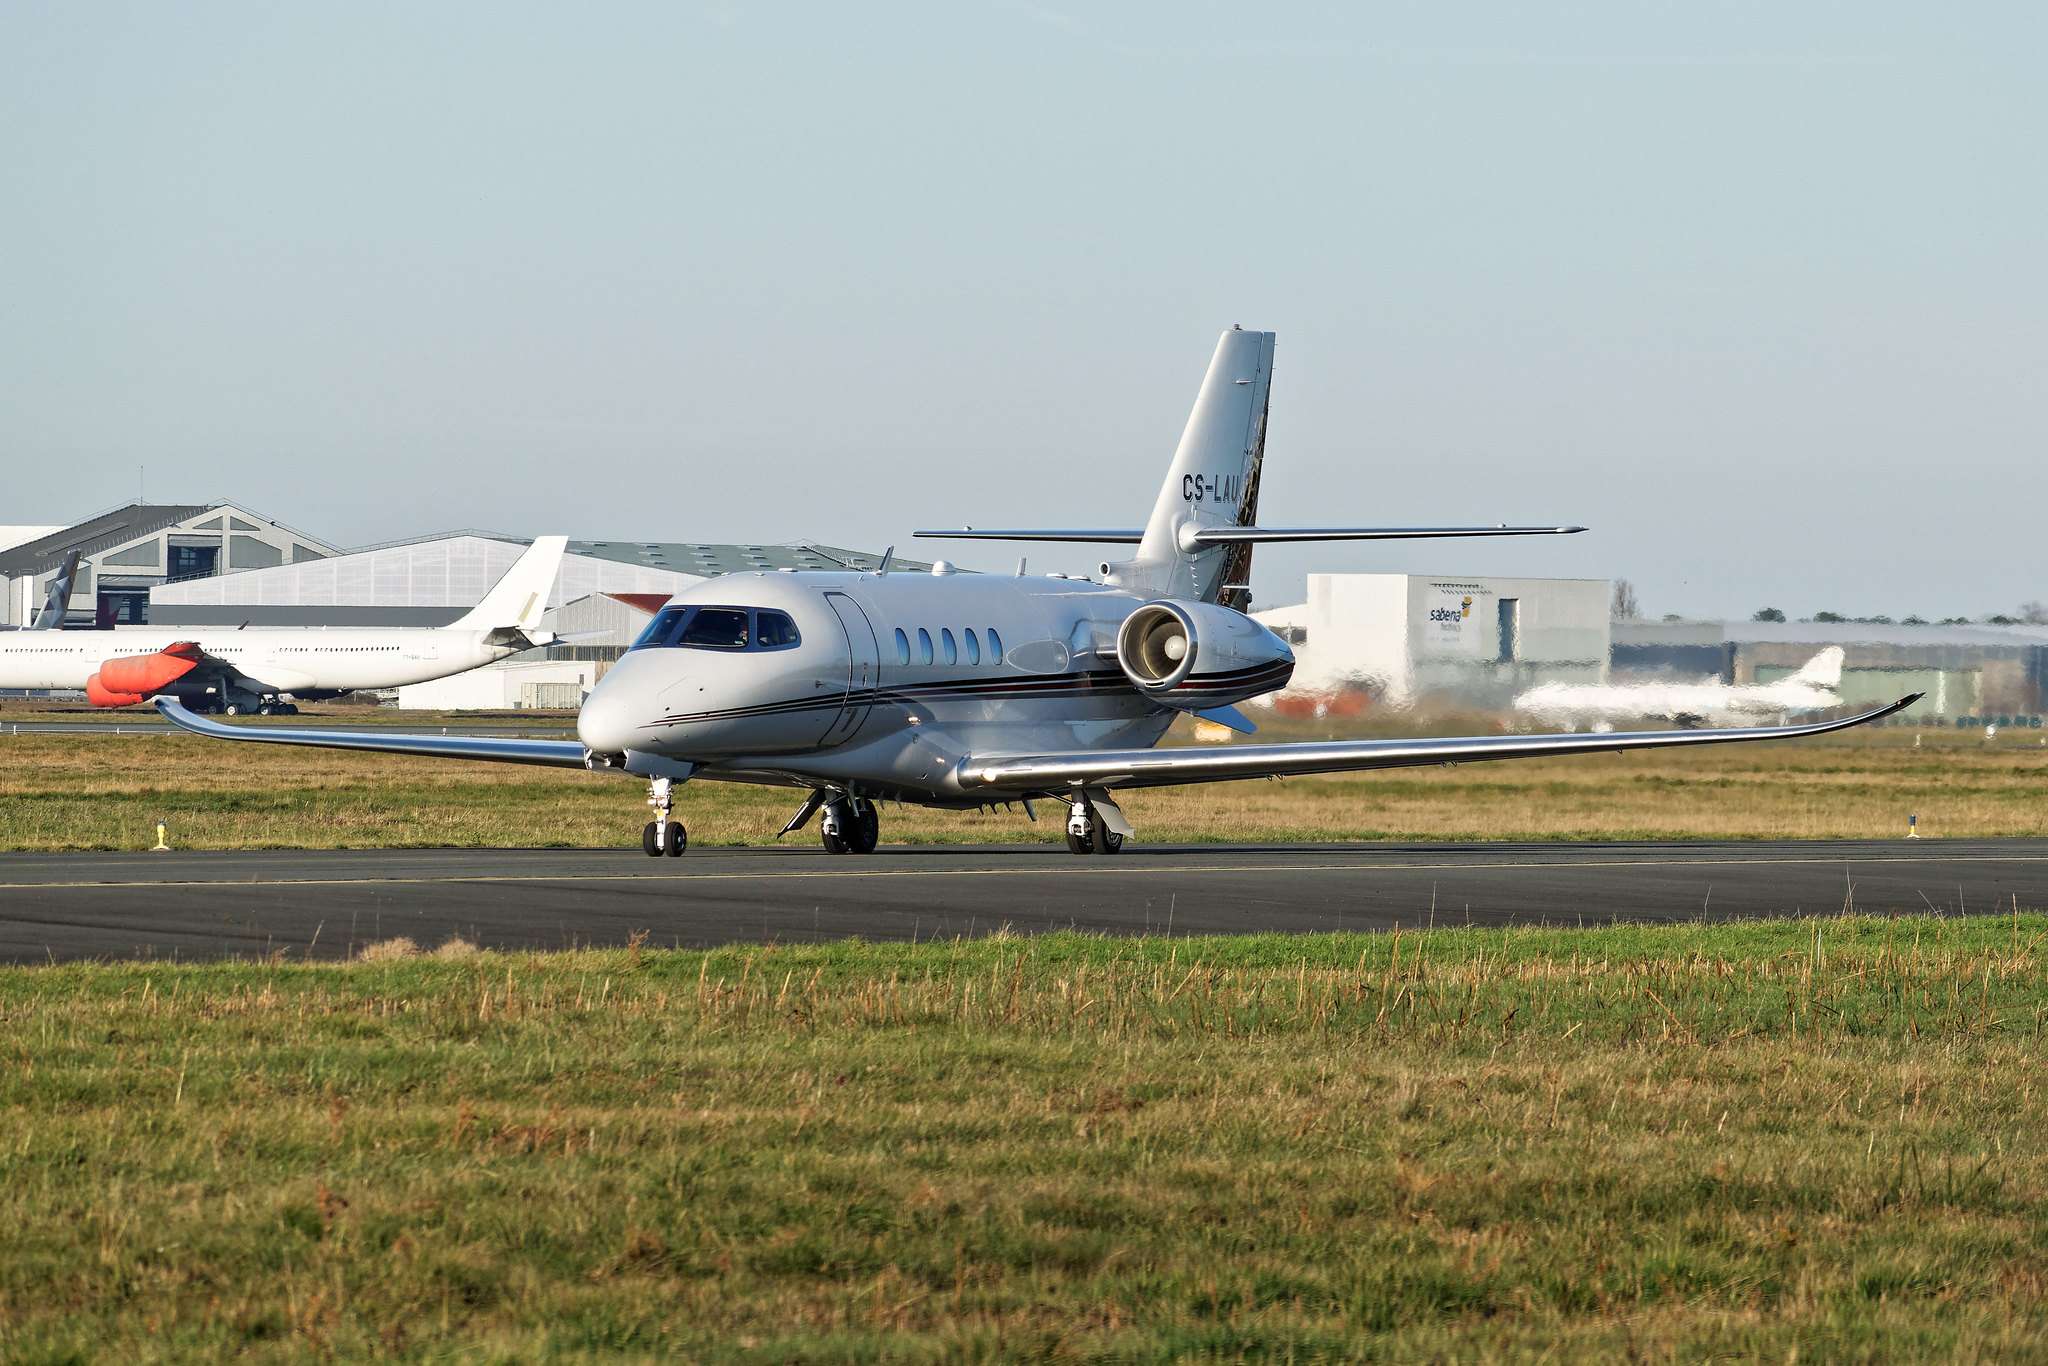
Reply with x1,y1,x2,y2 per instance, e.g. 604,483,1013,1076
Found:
2,840,2044,963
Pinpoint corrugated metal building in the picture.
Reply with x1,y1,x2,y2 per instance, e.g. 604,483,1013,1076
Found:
0,503,335,627
150,533,920,627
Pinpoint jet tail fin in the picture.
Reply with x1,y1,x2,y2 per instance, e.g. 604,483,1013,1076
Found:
31,551,80,629
451,536,567,637
1790,646,1845,689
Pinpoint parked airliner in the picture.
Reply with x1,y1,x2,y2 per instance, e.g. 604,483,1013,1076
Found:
1515,647,1846,730
161,329,1916,854
0,538,565,713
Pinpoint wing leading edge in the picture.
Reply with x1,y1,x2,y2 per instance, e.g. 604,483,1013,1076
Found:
959,695,1923,793
156,699,590,767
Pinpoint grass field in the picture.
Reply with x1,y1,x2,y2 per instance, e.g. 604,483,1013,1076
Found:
3,916,2044,1359
2,710,2043,851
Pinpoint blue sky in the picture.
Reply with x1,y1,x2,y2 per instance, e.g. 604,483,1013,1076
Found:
2,2,2040,617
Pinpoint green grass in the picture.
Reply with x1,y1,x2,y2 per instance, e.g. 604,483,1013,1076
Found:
5,916,2046,1359
5,720,2047,851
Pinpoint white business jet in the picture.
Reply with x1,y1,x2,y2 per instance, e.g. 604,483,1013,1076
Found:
1516,648,1847,730
160,329,1916,852
0,537,565,714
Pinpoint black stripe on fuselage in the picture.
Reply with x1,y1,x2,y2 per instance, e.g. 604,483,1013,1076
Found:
640,661,1291,730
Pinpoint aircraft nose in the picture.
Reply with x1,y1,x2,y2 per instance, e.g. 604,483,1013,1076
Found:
576,674,642,755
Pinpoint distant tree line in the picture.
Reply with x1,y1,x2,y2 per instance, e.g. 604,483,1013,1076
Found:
1747,602,2048,627
1610,579,2048,628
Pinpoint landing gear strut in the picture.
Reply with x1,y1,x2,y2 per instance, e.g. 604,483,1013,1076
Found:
641,776,687,857
820,796,879,855
1065,793,1124,856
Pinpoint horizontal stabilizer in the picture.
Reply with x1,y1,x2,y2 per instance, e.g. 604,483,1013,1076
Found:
913,528,1143,543
1186,524,1585,546
913,525,1585,546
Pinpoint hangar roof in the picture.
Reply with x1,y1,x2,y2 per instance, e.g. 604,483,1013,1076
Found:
0,503,208,575
350,530,932,577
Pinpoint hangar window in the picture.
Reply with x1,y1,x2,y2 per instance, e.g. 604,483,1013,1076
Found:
894,628,910,666
986,628,1004,664
916,628,934,666
940,628,958,665
964,628,980,665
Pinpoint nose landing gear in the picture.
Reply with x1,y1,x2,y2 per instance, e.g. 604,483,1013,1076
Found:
641,776,687,857
820,796,880,855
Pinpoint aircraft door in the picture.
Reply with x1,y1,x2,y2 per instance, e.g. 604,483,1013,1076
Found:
819,591,879,747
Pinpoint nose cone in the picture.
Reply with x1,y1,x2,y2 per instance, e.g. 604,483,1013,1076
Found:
578,662,658,755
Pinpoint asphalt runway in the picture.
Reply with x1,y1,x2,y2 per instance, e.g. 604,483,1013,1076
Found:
2,839,2046,963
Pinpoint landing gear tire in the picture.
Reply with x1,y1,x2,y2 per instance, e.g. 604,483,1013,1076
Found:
642,822,662,857
223,702,244,717
1065,829,1092,855
821,798,879,854
664,821,687,856
1092,826,1124,856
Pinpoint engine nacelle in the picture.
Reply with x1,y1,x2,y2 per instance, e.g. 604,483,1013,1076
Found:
1114,599,1293,710
86,644,202,708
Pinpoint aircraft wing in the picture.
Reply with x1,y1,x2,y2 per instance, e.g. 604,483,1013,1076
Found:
156,698,590,767
958,694,1921,793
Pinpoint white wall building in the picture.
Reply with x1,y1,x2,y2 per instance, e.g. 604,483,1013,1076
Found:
1255,573,1610,708
396,658,606,711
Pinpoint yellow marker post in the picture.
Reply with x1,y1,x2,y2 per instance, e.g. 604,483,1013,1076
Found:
150,820,171,852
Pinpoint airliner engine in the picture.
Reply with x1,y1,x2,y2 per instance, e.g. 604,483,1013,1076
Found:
85,643,203,708
1114,600,1294,709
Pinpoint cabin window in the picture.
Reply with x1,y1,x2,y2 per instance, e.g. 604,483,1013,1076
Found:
987,628,1004,664
964,628,981,665
940,628,958,665
894,628,911,666
916,628,934,665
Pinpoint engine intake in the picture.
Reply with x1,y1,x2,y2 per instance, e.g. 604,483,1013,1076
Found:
1114,599,1293,709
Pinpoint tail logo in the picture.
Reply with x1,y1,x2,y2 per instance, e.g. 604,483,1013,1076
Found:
1183,473,1245,506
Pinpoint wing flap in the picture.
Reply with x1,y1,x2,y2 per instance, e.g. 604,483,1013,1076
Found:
960,695,1921,792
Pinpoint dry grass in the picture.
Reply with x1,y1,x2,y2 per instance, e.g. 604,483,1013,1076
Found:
1,917,2044,1358
0,720,2040,851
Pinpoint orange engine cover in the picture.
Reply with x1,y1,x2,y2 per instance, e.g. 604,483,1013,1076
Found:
87,643,204,708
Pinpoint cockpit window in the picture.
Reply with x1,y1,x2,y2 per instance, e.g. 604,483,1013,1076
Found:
755,610,801,649
629,605,798,653
633,605,690,649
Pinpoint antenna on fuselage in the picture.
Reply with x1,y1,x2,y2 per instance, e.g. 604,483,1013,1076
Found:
1016,557,1027,577
875,545,894,576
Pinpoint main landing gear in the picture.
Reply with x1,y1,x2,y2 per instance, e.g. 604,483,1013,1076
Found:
820,796,880,855
641,776,687,857
1064,794,1125,856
